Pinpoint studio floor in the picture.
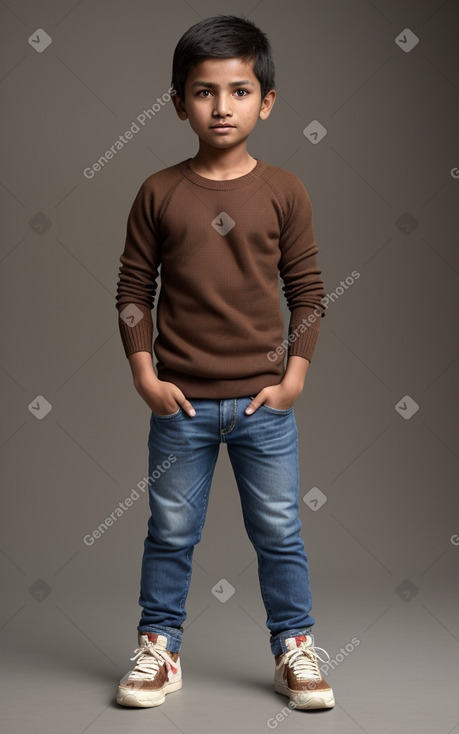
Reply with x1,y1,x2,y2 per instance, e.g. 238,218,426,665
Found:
1,571,458,734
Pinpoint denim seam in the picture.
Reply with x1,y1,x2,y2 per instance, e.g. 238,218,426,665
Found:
258,404,294,415
220,398,237,438
236,492,274,628
150,407,182,420
178,448,219,614
179,546,194,617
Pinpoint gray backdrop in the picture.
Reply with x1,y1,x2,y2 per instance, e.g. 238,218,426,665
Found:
1,1,458,733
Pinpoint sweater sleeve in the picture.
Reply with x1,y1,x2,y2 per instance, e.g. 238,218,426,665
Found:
278,176,326,362
115,179,161,358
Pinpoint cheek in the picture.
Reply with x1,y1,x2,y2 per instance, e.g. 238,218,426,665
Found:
189,106,210,123
240,106,260,123
184,108,204,126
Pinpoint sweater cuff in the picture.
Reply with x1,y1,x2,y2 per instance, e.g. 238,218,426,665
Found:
117,303,153,358
287,306,325,362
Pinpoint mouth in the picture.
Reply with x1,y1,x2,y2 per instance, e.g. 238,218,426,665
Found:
210,124,235,129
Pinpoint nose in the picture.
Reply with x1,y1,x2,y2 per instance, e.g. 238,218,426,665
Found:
213,93,232,118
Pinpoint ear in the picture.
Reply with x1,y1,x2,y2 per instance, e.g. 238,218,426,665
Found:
171,93,189,121
259,89,276,121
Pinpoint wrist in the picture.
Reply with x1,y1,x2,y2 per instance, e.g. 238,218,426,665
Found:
133,373,158,390
128,351,157,384
281,376,304,396
282,355,309,391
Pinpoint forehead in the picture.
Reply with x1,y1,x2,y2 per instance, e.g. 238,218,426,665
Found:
186,57,257,85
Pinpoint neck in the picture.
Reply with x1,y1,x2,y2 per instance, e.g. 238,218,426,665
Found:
190,142,256,179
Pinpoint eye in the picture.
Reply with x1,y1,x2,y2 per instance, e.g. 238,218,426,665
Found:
235,89,248,97
197,89,212,97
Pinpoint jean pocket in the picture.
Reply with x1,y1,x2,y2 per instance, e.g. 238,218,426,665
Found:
151,407,182,420
258,403,294,415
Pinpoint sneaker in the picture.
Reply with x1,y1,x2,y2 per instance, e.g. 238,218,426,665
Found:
116,632,182,707
274,633,335,709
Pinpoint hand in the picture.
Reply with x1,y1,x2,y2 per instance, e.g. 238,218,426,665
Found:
245,381,302,415
245,356,309,414
134,376,196,417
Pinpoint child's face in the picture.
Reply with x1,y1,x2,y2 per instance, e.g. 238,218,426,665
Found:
172,57,276,150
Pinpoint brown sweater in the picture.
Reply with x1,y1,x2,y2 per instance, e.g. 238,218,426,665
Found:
115,158,326,398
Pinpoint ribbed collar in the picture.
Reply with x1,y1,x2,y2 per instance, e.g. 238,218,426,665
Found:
178,157,267,190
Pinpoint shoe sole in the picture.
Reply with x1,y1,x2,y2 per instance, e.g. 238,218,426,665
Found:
116,679,182,707
273,680,335,709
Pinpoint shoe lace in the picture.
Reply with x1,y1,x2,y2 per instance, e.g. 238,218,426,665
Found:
128,641,178,679
276,640,331,681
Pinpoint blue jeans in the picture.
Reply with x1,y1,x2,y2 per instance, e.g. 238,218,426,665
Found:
137,395,315,656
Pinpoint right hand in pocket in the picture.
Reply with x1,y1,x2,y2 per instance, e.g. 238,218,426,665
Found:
134,376,196,417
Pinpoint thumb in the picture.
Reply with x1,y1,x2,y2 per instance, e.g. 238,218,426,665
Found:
181,398,196,417
245,392,264,415
173,387,196,417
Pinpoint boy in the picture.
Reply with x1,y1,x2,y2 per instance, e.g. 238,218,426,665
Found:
115,14,335,711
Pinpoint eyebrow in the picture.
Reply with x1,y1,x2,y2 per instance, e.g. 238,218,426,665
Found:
191,80,255,89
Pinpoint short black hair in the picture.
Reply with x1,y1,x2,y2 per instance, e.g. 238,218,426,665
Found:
171,15,275,101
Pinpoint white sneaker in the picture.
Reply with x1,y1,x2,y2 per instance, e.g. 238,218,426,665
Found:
116,632,182,707
274,633,335,709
